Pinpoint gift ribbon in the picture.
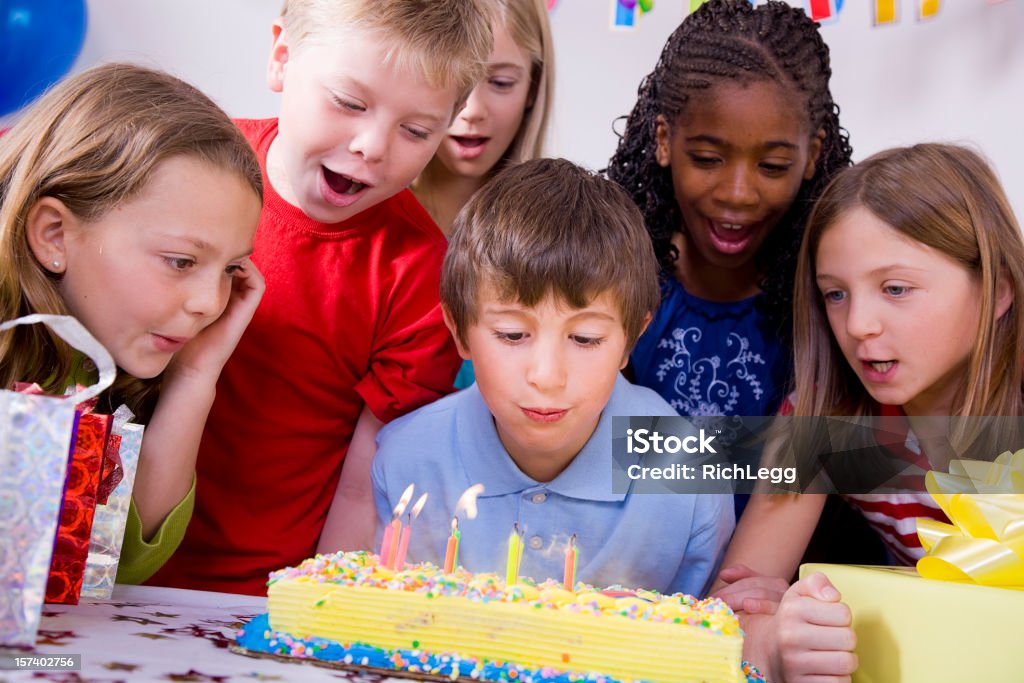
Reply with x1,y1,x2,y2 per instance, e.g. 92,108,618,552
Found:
916,449,1024,588
0,314,115,404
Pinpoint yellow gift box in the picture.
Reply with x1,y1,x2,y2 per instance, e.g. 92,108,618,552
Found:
799,451,1024,682
799,562,1024,683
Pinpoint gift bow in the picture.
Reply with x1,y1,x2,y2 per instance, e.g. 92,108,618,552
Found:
916,450,1024,588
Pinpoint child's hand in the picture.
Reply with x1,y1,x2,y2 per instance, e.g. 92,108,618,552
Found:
773,572,857,682
713,564,790,614
168,258,265,382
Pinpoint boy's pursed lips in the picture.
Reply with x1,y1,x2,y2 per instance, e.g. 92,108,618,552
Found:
520,406,569,423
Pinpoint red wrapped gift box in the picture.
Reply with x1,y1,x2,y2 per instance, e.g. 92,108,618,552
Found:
45,412,111,604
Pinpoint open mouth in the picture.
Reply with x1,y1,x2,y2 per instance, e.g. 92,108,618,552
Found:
861,359,898,380
709,220,755,242
705,219,759,255
323,166,368,195
451,135,488,149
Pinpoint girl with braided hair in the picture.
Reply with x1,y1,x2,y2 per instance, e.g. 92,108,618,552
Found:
607,0,852,421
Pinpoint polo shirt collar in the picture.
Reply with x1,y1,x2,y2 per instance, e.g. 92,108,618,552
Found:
455,377,628,503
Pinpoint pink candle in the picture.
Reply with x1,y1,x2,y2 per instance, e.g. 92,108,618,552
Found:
443,517,460,573
383,484,415,568
394,515,412,570
563,534,578,591
379,519,397,562
386,517,402,569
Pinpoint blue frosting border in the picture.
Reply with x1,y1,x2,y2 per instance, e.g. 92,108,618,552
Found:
235,613,766,682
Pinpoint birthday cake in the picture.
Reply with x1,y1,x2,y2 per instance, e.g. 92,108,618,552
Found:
234,551,762,683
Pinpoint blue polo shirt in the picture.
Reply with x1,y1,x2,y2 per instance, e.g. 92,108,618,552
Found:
371,374,734,597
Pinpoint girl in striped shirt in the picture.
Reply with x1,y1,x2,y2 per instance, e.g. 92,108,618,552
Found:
715,143,1024,682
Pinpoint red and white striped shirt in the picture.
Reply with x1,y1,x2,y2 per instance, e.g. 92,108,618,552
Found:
780,399,950,565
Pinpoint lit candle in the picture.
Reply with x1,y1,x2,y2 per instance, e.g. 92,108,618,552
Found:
393,493,428,570
384,484,415,569
505,522,523,587
379,521,396,564
443,517,461,573
386,521,402,569
394,515,412,571
563,534,578,591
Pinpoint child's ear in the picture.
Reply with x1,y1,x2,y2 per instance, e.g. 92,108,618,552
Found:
654,115,672,168
25,197,73,275
995,273,1014,320
803,127,826,181
267,19,290,94
441,305,472,361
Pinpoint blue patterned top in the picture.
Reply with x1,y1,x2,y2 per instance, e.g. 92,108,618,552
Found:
631,277,791,417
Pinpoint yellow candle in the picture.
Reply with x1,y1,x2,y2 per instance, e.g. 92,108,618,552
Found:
505,522,522,587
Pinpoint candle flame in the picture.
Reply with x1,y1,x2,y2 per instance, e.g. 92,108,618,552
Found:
451,516,459,533
410,493,428,519
393,484,415,518
454,483,485,519
570,533,577,549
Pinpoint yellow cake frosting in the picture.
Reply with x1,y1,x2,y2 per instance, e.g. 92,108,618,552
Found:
265,550,744,683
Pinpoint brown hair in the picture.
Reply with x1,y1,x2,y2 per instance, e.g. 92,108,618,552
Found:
280,0,493,107
793,143,1024,418
0,62,263,419
442,158,660,350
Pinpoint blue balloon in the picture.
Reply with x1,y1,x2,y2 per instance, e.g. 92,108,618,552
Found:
0,0,88,116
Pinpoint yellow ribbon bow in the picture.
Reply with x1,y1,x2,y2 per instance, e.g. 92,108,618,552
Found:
916,449,1024,588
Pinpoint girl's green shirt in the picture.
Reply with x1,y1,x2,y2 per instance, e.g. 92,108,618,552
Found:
67,357,195,585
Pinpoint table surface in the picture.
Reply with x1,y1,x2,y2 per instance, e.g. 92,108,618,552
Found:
0,584,407,682
2,585,766,683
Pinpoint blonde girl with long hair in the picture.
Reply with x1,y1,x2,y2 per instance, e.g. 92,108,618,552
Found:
412,0,554,237
0,63,264,583
715,143,1024,682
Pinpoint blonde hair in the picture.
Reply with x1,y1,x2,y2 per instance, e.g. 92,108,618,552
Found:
443,158,660,351
0,62,263,418
494,0,555,165
280,0,493,106
793,143,1024,419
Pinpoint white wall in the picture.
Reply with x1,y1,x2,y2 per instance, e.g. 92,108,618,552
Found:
4,0,1023,218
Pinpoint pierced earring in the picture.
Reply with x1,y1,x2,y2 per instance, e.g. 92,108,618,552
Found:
52,260,61,268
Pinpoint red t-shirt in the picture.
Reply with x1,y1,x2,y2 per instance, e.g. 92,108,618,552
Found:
149,119,460,595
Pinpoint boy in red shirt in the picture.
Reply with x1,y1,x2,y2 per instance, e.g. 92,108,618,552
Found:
151,0,492,595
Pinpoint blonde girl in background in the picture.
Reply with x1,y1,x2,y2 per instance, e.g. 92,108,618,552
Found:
412,0,554,237
412,0,553,389
0,63,265,583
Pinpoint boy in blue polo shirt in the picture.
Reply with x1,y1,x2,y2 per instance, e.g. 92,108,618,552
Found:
371,159,733,596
